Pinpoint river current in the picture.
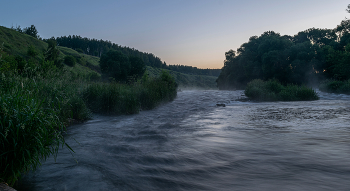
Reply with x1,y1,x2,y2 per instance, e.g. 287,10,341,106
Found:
19,90,350,191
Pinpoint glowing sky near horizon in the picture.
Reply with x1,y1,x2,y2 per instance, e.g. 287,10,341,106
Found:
0,0,349,69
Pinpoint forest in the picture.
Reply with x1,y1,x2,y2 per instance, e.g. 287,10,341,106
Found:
216,18,350,92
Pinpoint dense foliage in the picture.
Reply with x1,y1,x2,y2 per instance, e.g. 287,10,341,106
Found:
100,50,146,82
217,20,350,90
244,79,319,101
83,70,177,114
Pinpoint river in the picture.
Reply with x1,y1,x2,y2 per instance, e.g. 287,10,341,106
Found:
19,90,350,191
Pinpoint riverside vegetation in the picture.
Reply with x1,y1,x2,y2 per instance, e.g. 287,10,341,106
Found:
244,79,319,101
319,79,350,94
217,5,350,98
0,26,177,187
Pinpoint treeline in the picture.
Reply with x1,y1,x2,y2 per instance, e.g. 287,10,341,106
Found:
11,24,40,39
52,35,165,68
167,64,221,76
217,21,350,90
51,35,220,76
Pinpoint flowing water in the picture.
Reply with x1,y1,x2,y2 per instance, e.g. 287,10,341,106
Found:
19,90,350,191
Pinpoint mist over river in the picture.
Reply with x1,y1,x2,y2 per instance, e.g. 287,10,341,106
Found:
19,90,350,191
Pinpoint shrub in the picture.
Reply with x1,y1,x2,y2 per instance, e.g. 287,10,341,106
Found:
319,80,350,94
245,79,319,101
27,45,38,58
82,70,177,114
64,55,76,67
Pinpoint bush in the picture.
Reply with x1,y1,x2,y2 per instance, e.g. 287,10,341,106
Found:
319,80,350,94
64,55,76,67
245,79,319,101
82,70,177,114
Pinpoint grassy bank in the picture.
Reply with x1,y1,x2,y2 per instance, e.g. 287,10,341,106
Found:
0,66,177,186
0,25,180,187
319,80,350,94
244,79,319,101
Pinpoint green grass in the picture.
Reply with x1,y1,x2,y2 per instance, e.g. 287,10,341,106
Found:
244,79,319,101
0,26,47,59
57,46,100,66
319,79,350,94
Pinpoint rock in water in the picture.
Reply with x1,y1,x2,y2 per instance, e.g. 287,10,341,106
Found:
216,103,226,107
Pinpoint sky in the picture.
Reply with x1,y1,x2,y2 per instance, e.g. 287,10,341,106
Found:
1,0,349,69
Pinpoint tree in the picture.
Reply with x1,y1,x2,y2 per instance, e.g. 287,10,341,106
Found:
23,25,39,39
100,50,129,82
45,38,62,68
100,50,146,82
129,56,146,79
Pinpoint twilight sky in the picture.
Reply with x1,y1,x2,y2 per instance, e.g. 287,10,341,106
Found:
1,0,349,69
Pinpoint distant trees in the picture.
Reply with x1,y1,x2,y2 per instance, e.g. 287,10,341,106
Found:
100,50,145,82
165,64,221,77
23,25,39,39
11,24,39,39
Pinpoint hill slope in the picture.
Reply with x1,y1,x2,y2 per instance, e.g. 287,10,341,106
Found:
0,26,47,57
0,25,218,89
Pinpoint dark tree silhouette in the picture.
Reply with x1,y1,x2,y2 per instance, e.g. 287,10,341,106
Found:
23,25,39,39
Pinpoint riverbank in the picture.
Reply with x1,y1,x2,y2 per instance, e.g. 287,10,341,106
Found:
0,68,177,187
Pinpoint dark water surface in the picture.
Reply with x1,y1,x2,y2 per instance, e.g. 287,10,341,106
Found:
19,90,350,191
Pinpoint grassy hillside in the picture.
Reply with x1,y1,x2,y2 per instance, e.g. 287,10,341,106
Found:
0,26,101,80
57,46,101,79
0,26,47,57
0,25,218,88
